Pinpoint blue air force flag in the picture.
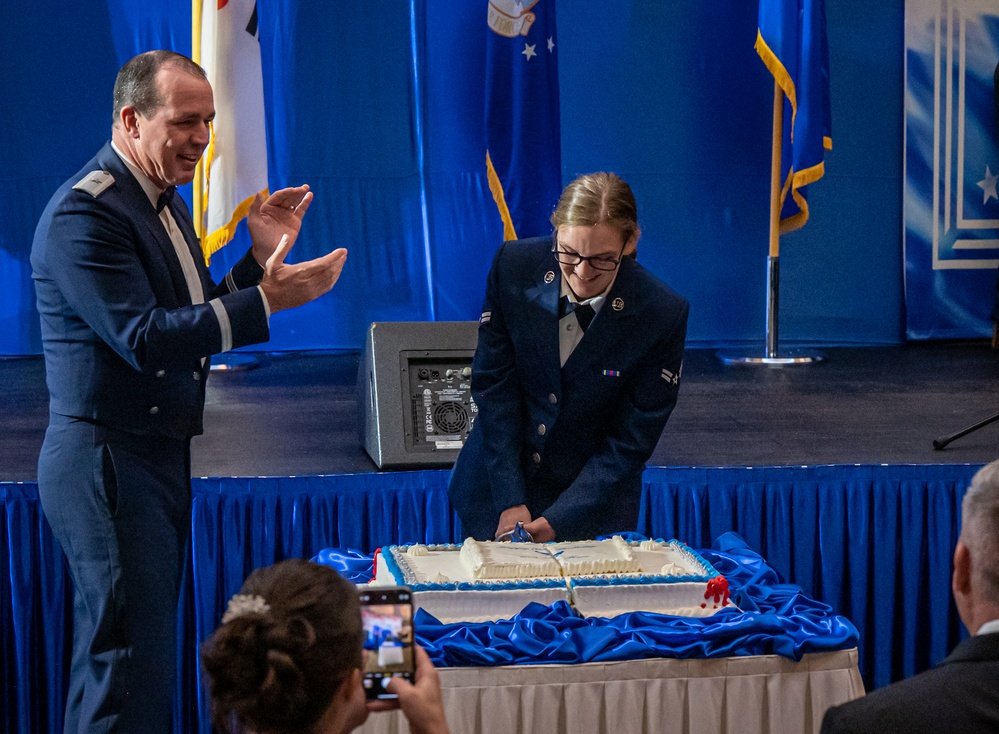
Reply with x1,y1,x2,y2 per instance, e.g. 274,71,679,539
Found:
755,0,833,234
485,0,561,241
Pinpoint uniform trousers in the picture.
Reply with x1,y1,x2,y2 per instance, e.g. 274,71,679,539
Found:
38,413,191,734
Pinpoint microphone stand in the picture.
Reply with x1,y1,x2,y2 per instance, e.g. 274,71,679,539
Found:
941,68,999,449
932,410,999,449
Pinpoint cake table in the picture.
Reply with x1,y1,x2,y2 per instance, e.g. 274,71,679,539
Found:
315,532,863,734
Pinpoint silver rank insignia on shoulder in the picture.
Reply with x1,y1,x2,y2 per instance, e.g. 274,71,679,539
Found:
612,297,625,311
72,170,114,198
544,271,555,284
480,310,492,324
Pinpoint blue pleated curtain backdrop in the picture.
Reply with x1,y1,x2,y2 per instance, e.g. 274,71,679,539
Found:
0,464,976,734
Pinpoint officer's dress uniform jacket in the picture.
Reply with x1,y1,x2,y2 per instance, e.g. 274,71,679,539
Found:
32,141,269,436
30,141,271,732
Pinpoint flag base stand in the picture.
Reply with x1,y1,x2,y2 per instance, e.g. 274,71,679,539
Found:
210,353,261,373
719,74,829,370
716,257,827,366
716,349,827,366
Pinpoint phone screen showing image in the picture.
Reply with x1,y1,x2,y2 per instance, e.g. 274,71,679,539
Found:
358,586,414,700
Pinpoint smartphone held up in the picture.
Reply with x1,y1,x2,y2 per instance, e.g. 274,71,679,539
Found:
358,585,415,700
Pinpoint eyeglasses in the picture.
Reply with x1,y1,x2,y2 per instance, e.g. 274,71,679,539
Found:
552,240,623,271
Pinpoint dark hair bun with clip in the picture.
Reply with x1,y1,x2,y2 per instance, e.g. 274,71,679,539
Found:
201,559,363,734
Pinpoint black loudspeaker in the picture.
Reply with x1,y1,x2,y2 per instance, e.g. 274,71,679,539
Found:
359,321,479,469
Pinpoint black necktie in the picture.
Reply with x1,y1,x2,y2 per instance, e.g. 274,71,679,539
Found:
560,296,595,332
156,186,176,214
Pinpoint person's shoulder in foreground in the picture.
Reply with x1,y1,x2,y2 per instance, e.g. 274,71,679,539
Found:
821,458,999,733
820,635,999,733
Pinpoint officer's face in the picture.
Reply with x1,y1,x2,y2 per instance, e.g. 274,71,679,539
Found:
132,66,215,189
555,223,635,300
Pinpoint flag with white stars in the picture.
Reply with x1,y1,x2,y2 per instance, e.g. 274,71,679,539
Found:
485,0,560,241
755,0,832,234
904,1,999,339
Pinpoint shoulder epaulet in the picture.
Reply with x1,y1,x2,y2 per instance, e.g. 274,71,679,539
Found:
72,170,115,198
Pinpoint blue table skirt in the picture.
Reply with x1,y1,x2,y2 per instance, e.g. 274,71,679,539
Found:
316,531,859,668
0,463,978,734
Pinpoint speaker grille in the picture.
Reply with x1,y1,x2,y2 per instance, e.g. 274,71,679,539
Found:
434,401,469,434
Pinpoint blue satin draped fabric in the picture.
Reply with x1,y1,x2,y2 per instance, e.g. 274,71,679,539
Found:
0,463,978,733
314,547,376,580
316,531,859,667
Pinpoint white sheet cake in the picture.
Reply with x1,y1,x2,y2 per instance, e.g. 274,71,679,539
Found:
370,537,731,623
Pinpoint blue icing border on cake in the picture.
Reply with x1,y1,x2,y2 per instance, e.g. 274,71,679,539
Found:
671,538,723,579
569,573,710,587
382,544,566,593
443,578,567,592
379,544,410,586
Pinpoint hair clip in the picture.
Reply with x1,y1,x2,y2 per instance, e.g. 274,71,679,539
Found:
221,593,271,624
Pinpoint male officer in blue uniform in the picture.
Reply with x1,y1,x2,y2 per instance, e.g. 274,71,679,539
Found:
448,173,688,543
31,50,347,732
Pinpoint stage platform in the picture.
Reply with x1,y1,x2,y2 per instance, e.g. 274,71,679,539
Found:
2,341,997,733
3,341,999,480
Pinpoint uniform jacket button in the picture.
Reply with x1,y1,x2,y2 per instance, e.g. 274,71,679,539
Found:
548,393,557,404
193,371,201,381
149,406,159,415
532,452,541,464
537,424,546,435
155,369,165,378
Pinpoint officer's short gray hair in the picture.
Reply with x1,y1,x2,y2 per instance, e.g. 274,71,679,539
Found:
112,50,207,126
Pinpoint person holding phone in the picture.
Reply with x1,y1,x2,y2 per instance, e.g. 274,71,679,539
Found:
448,172,689,543
201,559,450,734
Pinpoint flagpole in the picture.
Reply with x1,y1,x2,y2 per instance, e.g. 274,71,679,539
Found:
718,80,825,366
765,78,784,360
192,0,205,239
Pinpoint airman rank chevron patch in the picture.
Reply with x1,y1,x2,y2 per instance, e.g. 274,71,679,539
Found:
480,311,492,324
661,367,680,385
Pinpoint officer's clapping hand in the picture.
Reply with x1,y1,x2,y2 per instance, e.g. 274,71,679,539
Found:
259,234,347,313
248,185,313,266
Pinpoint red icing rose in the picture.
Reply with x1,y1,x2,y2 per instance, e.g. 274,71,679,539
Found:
704,576,730,607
